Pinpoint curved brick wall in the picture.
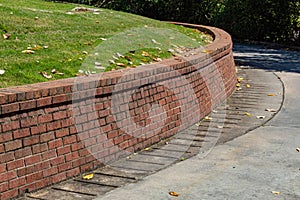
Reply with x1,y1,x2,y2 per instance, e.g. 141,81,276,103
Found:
0,23,236,200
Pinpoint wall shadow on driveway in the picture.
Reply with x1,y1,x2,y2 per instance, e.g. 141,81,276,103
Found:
233,43,300,73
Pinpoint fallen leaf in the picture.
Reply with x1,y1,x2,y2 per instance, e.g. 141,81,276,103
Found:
116,63,126,67
237,77,244,82
0,70,5,75
142,51,150,57
265,108,277,112
144,147,151,151
217,125,224,129
169,191,180,197
256,116,266,119
236,83,241,87
204,116,212,120
2,33,11,39
153,57,162,62
115,52,124,58
40,71,52,79
246,84,251,88
151,39,161,45
181,157,185,161
296,148,300,152
244,112,251,116
34,16,39,20
82,51,88,55
82,173,94,180
268,93,276,96
22,50,35,54
100,38,107,41
28,45,43,51
272,191,281,195
201,49,213,53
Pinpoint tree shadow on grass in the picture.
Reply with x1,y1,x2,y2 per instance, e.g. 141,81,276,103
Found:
233,43,300,73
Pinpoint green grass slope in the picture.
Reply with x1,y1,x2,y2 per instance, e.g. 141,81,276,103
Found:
0,0,212,88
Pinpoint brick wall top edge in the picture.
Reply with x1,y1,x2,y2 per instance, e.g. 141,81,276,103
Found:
0,23,233,107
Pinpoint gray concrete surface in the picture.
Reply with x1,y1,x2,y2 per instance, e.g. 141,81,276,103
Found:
95,44,300,200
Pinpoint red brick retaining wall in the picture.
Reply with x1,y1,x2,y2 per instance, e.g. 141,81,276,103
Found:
0,23,236,200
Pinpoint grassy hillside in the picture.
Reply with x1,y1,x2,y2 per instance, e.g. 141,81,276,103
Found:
0,0,212,88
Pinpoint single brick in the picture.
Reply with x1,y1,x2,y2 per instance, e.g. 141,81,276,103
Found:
9,177,26,189
25,154,42,166
4,140,22,152
7,159,24,170
13,128,30,139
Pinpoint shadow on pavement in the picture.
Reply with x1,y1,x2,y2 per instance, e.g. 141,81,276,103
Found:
233,43,300,73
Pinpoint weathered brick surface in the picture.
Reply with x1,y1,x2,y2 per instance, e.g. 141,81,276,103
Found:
0,23,236,200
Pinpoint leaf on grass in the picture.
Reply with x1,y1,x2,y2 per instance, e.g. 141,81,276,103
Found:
265,108,277,112
22,50,35,54
244,112,251,116
82,173,94,180
268,93,276,96
28,45,43,51
125,55,133,61
51,69,64,76
296,148,300,152
153,57,162,62
100,38,107,41
82,51,88,55
2,33,11,39
169,191,180,197
40,71,52,79
0,70,5,75
116,63,126,67
151,39,161,45
142,51,150,57
272,191,281,195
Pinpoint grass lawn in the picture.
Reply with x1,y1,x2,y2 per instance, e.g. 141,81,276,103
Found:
0,0,212,88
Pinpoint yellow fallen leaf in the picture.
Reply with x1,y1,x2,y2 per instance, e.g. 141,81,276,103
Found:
236,83,241,87
181,157,185,161
268,94,276,96
272,191,281,195
296,148,300,152
245,112,251,116
246,84,251,88
82,173,94,180
201,49,213,53
169,191,180,197
141,51,150,57
144,147,151,151
237,77,244,82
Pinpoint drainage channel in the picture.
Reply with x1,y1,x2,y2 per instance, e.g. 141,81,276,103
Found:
17,66,283,200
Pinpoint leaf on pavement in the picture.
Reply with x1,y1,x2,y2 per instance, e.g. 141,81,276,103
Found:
296,148,300,152
256,116,266,119
246,84,251,88
169,191,180,197
271,191,281,195
82,173,94,180
244,112,251,116
268,93,276,96
265,108,277,112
